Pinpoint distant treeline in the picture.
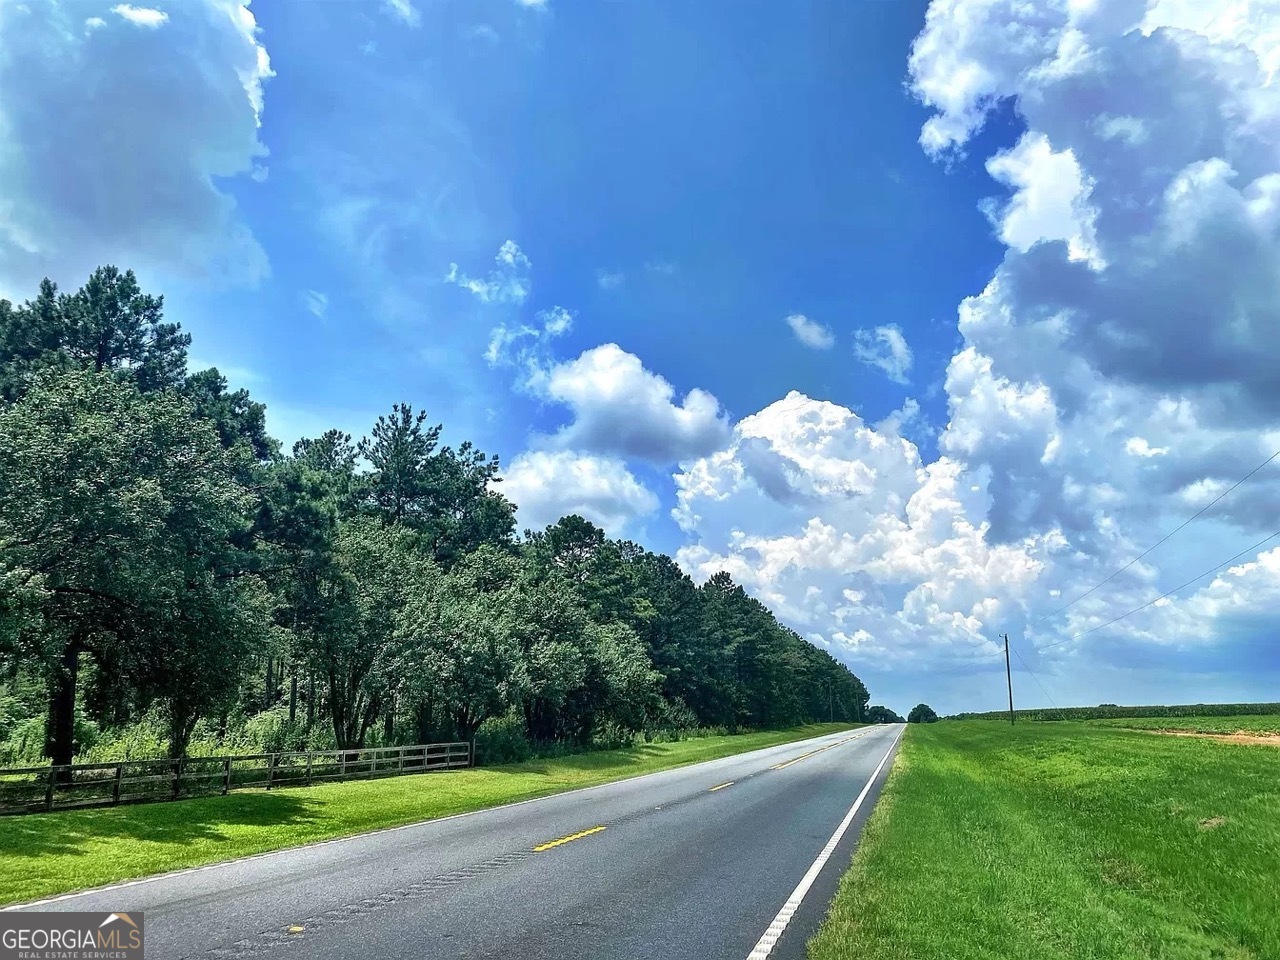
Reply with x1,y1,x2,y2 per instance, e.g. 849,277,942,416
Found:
0,267,870,769
947,702,1280,722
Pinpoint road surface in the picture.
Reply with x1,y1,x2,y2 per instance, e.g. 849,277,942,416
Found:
13,723,904,960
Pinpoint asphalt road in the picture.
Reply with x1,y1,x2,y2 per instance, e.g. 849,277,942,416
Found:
16,723,904,960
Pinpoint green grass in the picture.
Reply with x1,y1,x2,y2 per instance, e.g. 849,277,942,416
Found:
809,720,1280,960
1091,715,1280,736
0,722,856,906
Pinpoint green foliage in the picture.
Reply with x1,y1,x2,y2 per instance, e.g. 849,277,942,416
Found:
865,705,904,724
0,267,873,773
474,713,534,765
907,703,939,723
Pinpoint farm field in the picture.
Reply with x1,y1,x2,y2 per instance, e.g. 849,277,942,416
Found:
808,720,1280,960
0,722,856,907
1091,715,1280,737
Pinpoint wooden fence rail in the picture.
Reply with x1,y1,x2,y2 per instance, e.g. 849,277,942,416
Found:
0,741,471,816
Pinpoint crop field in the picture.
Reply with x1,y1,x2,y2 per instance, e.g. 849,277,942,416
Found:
809,720,1280,960
1091,715,1280,737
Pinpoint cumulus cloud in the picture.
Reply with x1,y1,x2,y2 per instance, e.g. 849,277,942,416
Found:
502,450,658,537
853,324,913,383
535,344,731,464
675,0,1280,709
597,270,624,290
982,133,1102,266
785,314,835,350
0,0,273,295
673,392,1056,671
445,240,532,304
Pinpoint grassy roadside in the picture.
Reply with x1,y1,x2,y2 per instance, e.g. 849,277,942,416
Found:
808,720,1280,960
0,722,856,906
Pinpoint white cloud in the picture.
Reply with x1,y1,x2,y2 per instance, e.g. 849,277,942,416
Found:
0,0,272,295
673,392,1055,672
305,290,328,319
445,240,532,304
514,0,549,8
1125,436,1169,458
111,5,168,28
853,324,914,383
983,132,1102,266
85,16,107,30
597,270,624,290
1093,114,1149,145
484,306,573,367
675,0,1280,711
502,450,658,537
382,0,420,27
535,344,731,464
785,313,835,350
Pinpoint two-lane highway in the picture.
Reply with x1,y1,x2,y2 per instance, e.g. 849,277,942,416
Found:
12,724,905,960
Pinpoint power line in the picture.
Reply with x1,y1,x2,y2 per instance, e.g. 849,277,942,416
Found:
1035,527,1280,653
1010,642,1056,708
934,526,1280,677
1026,447,1280,633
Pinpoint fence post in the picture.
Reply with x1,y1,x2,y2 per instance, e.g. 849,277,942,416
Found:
398,747,405,773
339,750,346,779
266,754,276,790
172,758,183,800
306,751,313,786
45,766,57,811
112,763,123,805
223,757,232,795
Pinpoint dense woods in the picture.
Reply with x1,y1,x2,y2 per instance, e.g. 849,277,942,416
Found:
0,267,870,768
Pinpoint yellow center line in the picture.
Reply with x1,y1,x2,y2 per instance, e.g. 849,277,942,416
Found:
532,825,606,852
770,731,870,770
708,781,735,792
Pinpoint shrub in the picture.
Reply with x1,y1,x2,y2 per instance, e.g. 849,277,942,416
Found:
474,713,533,765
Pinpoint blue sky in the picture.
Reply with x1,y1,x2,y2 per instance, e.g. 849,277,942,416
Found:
2,0,1279,716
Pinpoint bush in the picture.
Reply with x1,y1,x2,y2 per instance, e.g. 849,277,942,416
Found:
0,715,47,766
474,713,532,765
77,712,166,763
591,721,639,752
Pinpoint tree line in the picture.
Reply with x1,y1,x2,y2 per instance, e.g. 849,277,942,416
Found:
0,267,871,769
947,702,1280,722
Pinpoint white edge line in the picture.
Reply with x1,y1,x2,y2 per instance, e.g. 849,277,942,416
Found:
3,726,869,911
745,723,906,960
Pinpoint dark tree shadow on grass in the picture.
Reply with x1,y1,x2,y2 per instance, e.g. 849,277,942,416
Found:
0,791,318,860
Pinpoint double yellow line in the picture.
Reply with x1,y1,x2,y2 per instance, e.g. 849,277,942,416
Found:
769,731,868,771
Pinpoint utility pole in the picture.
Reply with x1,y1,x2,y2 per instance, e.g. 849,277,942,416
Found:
1003,633,1015,725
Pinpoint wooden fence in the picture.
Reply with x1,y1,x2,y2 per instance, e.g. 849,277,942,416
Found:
0,741,471,816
